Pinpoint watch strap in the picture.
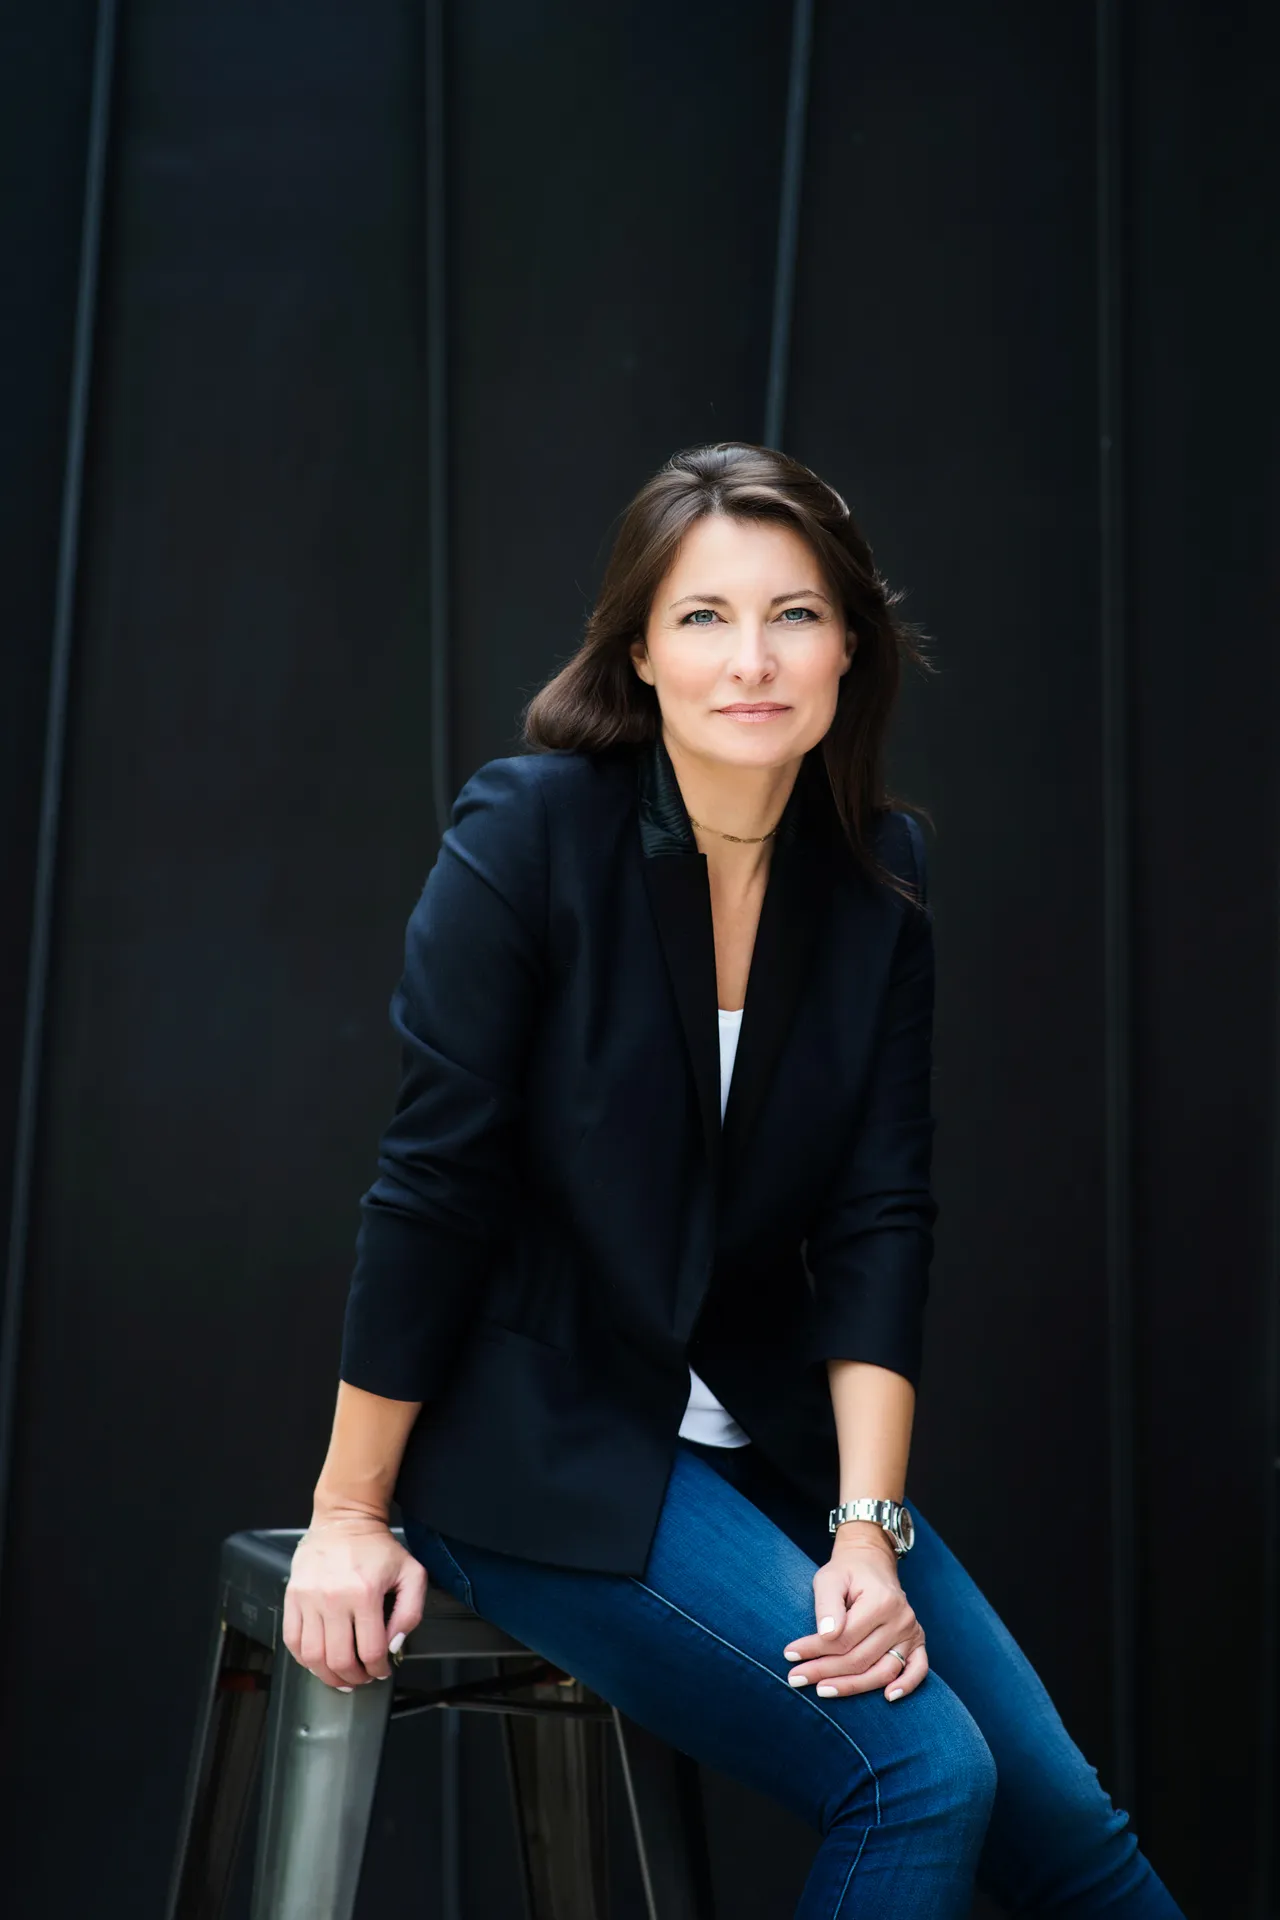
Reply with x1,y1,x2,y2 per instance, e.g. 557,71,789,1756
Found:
828,1497,912,1554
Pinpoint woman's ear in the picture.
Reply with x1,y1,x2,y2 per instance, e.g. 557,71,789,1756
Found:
840,626,857,674
629,637,654,687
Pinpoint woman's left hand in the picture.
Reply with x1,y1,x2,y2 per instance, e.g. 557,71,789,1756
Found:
782,1540,928,1702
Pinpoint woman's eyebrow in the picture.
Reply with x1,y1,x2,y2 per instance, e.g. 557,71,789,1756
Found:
668,588,832,609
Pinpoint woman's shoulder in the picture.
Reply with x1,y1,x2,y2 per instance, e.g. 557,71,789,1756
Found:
424,750,637,937
456,746,637,822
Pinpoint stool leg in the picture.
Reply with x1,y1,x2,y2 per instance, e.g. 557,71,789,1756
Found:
611,1709,715,1920
502,1677,610,1919
165,1612,272,1920
249,1650,394,1920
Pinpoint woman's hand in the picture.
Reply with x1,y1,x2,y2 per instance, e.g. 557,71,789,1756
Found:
782,1539,928,1702
282,1510,428,1690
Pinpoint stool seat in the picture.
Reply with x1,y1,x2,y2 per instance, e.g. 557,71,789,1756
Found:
165,1527,713,1920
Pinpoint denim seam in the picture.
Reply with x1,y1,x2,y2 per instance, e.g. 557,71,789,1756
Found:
628,1572,883,1897
832,1829,871,1916
431,1535,476,1612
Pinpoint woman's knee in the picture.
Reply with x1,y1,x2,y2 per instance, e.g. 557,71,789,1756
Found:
827,1692,997,1843
911,1707,996,1837
949,1716,999,1827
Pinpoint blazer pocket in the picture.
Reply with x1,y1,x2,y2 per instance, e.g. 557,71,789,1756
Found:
474,1317,573,1362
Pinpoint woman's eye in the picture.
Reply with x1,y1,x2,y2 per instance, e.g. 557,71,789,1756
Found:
679,605,817,626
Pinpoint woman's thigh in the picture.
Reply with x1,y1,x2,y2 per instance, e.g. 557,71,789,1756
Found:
733,1449,1183,1917
402,1442,995,1880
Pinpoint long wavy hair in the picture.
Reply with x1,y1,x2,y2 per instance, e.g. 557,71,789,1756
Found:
521,441,935,899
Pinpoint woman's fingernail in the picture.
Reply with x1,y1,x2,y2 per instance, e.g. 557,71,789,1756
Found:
819,1617,836,1634
338,1685,354,1692
815,1683,839,1698
788,1670,810,1687
784,1649,801,1661
887,1687,905,1701
389,1632,406,1654
376,1672,390,1681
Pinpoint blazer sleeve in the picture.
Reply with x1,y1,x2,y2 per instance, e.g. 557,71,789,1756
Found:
800,811,937,1389
338,756,548,1402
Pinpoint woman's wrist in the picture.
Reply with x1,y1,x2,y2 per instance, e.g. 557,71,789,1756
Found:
832,1518,900,1562
310,1483,392,1529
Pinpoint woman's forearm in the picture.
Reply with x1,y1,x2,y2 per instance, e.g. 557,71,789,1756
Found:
311,1380,422,1524
826,1358,916,1555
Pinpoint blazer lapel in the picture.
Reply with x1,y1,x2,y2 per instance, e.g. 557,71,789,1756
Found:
637,739,724,1188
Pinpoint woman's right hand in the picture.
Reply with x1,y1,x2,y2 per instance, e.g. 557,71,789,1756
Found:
282,1511,428,1689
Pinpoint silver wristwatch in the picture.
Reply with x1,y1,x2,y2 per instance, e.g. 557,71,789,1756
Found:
828,1497,915,1556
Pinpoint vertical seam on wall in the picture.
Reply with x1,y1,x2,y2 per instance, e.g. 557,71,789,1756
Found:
426,0,453,841
1262,812,1279,1910
1096,0,1138,1820
1262,515,1279,1917
424,16,462,1918
763,0,814,449
0,0,119,1612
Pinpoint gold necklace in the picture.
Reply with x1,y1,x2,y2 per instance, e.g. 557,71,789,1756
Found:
687,814,780,844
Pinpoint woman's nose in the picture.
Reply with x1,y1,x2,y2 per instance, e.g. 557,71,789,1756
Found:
728,624,774,676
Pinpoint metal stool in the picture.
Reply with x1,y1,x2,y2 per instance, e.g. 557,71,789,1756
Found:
165,1527,713,1919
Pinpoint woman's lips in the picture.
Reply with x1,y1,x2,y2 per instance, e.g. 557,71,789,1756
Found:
715,705,791,722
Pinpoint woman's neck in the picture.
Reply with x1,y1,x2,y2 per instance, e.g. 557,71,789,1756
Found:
663,730,800,886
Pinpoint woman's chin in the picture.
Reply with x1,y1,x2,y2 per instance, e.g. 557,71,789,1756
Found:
689,722,817,771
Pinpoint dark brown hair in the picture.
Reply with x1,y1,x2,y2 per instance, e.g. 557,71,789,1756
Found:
521,440,935,899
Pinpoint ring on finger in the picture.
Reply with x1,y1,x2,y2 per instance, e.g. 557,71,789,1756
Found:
888,1646,908,1669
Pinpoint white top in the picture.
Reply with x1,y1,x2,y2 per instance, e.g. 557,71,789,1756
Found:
677,1006,752,1448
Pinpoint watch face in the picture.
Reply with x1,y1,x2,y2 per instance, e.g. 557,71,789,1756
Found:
899,1508,916,1551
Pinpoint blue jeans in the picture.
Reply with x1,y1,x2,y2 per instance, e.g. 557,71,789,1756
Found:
402,1437,1184,1918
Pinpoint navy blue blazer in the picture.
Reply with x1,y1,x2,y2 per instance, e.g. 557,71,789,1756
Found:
338,731,936,1574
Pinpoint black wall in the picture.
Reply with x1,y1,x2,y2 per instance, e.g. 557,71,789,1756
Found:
2,5,1276,1917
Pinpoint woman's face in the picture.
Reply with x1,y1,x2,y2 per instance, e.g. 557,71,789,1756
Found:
629,513,854,771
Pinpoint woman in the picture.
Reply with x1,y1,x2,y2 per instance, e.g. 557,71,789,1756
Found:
284,443,1184,1917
